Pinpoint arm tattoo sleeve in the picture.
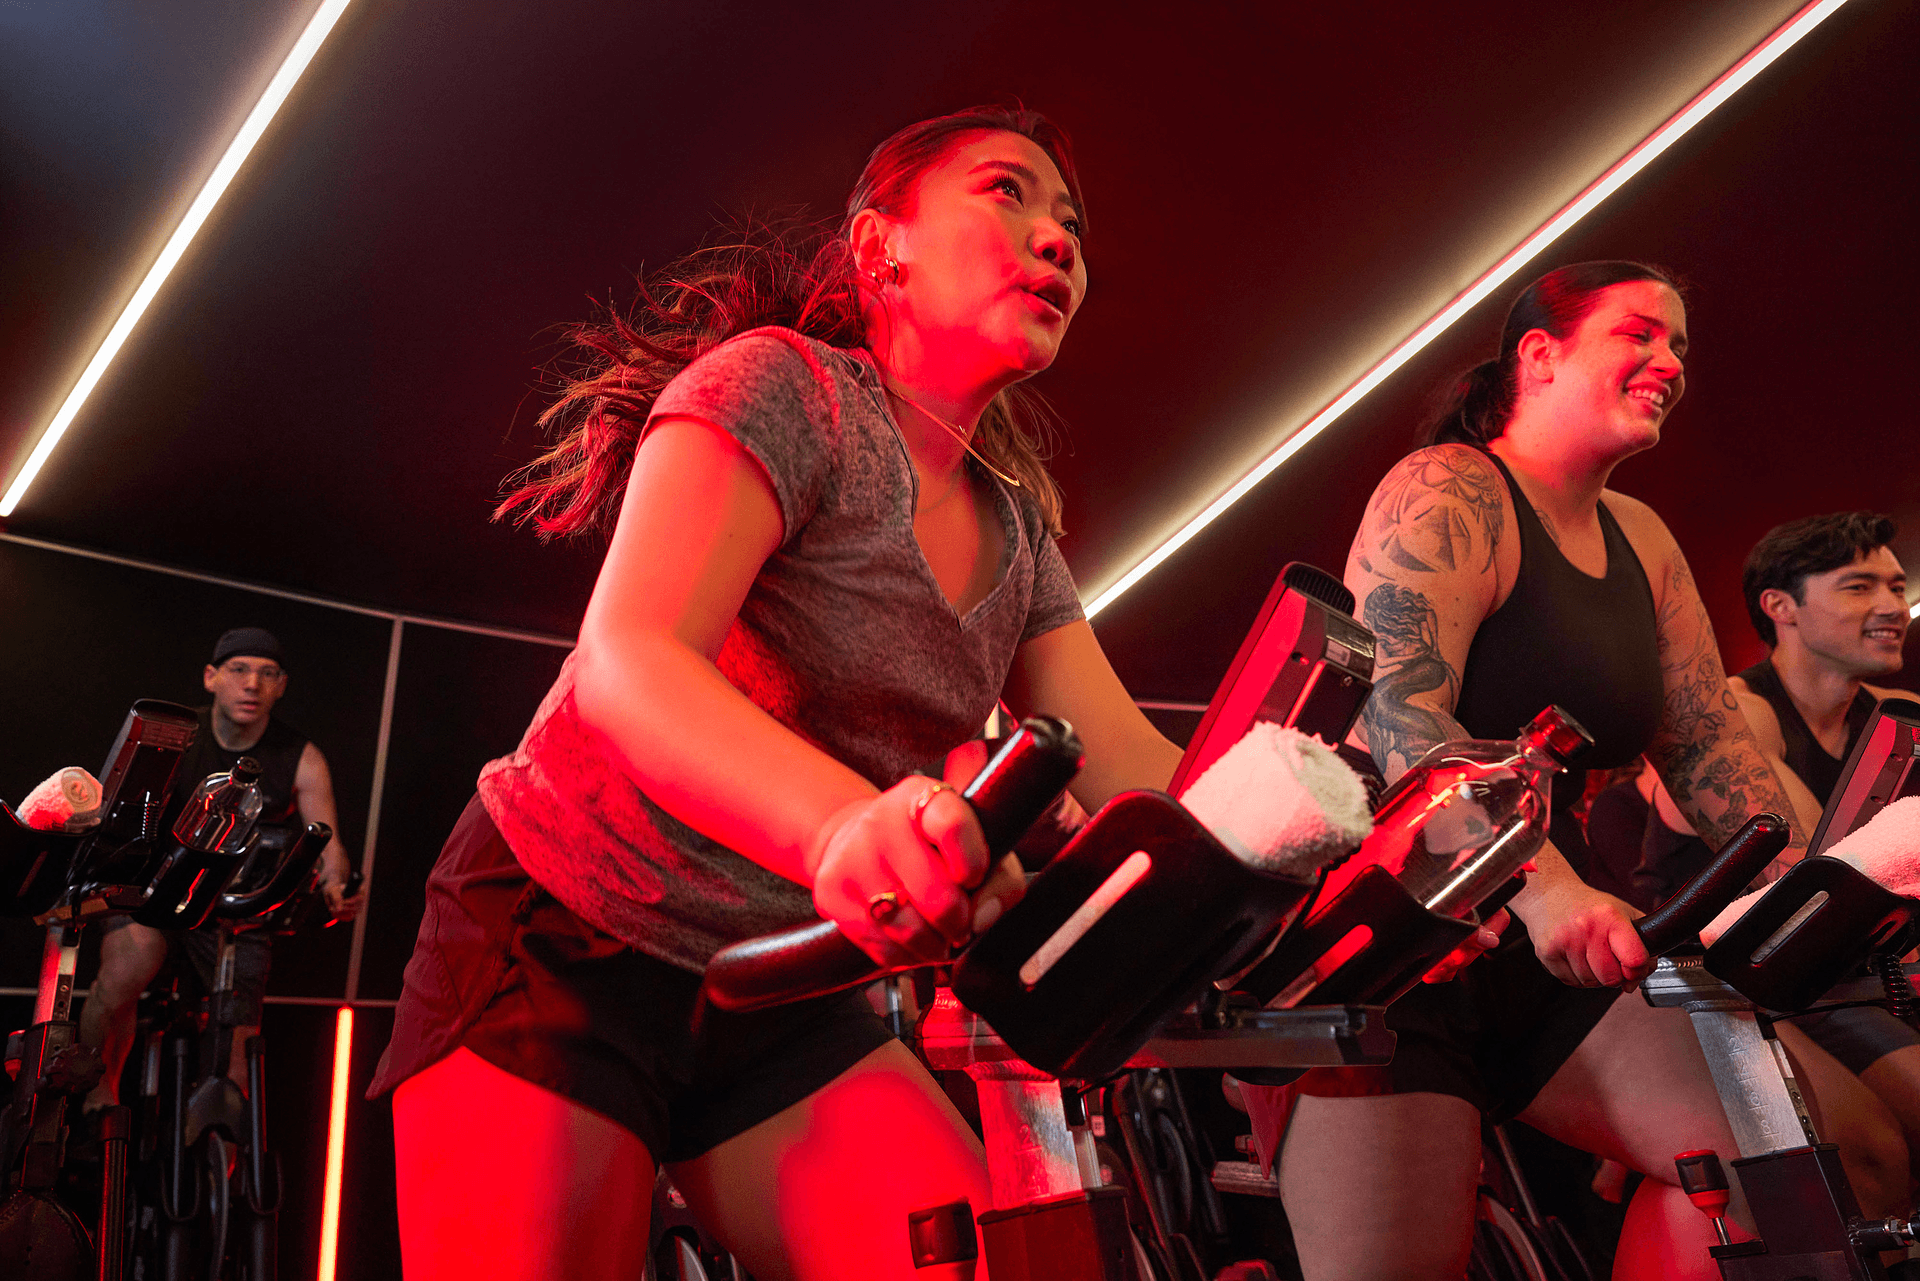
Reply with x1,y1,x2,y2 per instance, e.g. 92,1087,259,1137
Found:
1359,583,1471,781
1362,449,1504,575
1647,558,1810,881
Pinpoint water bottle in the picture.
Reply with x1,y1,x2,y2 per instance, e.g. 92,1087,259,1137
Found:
1330,705,1591,917
1251,706,1592,1011
171,757,265,854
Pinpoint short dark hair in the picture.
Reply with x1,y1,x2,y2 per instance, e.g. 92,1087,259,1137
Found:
1426,261,1682,448
1742,512,1899,646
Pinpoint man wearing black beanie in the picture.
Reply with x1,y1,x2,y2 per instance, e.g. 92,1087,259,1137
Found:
79,627,367,1110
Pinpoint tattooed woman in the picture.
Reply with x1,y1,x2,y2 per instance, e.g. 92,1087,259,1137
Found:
1274,263,1813,1280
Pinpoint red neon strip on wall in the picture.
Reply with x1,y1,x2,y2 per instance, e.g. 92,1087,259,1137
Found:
318,1005,354,1281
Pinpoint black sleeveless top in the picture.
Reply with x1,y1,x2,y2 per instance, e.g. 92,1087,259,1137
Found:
1733,658,1877,804
1453,454,1665,847
170,705,309,826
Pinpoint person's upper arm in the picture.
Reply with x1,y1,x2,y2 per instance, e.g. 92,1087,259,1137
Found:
1343,445,1506,778
579,416,785,668
578,333,829,676
1622,498,1808,862
1628,504,1742,784
292,741,340,830
1730,686,1825,833
1004,620,1183,811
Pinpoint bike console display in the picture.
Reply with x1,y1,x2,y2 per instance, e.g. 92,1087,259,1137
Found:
1168,562,1375,797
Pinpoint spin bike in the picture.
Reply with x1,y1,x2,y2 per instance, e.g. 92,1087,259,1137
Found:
693,748,1783,1280
1643,695,1920,1281
1,701,331,1281
122,824,341,1281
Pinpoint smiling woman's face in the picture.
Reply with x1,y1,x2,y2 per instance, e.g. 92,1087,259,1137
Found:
1540,279,1688,454
877,130,1086,380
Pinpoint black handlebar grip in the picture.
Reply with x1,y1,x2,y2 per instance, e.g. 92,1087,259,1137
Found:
699,717,1086,1013
1634,813,1789,957
217,821,333,920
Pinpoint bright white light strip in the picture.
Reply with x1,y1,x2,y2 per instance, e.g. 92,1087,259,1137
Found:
1910,600,1919,620
1084,0,1851,619
317,1005,354,1281
0,0,354,518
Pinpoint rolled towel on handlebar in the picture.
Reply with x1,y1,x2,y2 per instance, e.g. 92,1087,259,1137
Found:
17,767,104,832
1180,724,1372,876
1701,796,1920,946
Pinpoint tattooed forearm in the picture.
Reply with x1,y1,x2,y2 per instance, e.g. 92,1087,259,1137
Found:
1359,583,1469,781
1361,447,1505,575
1647,559,1808,881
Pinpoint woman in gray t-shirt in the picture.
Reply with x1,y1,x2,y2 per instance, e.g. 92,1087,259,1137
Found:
387,107,1185,1277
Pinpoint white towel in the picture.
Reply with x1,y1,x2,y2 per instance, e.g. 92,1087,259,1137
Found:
1701,796,1920,946
17,767,104,832
1827,795,1920,896
1180,723,1372,877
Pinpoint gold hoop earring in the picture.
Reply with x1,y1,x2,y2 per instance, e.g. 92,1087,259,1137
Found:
868,256,900,288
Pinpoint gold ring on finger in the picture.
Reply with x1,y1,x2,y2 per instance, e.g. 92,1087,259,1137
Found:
908,781,953,843
867,890,903,924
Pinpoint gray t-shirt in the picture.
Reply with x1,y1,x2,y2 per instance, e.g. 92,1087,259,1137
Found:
478,327,1085,971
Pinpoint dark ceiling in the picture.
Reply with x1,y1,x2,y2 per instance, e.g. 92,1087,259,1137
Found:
3,0,1915,702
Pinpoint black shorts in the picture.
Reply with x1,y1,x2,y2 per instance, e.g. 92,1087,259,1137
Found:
1796,1004,1920,1075
99,914,274,1027
369,796,896,1163
1284,929,1620,1123
1374,930,1621,1121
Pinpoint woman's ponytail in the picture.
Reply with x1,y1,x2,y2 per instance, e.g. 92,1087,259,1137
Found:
1425,359,1510,447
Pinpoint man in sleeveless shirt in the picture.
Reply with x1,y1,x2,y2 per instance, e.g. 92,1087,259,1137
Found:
1736,514,1920,1181
1596,514,1917,1197
79,628,367,1111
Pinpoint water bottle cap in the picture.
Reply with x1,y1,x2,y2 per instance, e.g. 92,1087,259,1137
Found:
231,756,263,785
1522,706,1593,765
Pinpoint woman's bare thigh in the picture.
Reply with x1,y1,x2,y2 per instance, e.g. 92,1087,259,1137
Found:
1277,1091,1483,1281
1520,992,1752,1223
393,1047,654,1281
669,1039,991,1281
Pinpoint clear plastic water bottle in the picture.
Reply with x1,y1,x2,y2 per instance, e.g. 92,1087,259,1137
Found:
171,756,265,855
1332,705,1591,918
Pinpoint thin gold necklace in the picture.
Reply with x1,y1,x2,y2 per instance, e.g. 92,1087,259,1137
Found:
883,382,1022,490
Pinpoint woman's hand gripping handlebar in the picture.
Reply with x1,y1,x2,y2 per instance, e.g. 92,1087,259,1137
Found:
700,718,1085,1014
1634,812,1790,957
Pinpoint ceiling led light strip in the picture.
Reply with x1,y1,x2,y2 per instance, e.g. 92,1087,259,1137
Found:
1083,0,1852,619
0,0,355,517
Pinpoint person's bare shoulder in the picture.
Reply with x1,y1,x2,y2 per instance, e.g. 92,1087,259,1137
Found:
1348,443,1511,582
1863,682,1913,703
1598,487,1671,549
1732,683,1788,759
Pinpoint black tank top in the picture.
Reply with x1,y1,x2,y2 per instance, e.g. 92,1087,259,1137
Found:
1733,658,1877,805
170,705,309,826
1454,454,1665,824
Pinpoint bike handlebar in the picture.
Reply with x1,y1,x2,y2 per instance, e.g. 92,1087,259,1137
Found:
699,718,1085,1014
1634,812,1789,957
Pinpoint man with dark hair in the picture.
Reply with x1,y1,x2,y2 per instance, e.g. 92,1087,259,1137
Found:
1735,511,1909,812
1733,513,1916,1193
79,627,367,1111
